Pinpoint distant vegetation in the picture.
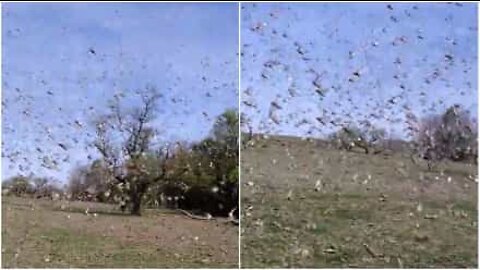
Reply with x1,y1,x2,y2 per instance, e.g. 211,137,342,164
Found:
327,105,477,165
328,125,386,154
242,104,477,168
2,175,62,199
413,105,477,164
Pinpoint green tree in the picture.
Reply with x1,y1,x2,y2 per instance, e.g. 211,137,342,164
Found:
163,109,239,216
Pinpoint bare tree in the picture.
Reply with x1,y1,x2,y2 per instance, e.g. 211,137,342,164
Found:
329,125,370,154
412,105,477,170
93,87,170,215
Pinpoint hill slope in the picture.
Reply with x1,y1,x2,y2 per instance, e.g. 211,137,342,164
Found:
241,134,477,268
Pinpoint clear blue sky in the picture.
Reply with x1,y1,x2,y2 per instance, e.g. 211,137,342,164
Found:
2,3,239,182
241,3,477,139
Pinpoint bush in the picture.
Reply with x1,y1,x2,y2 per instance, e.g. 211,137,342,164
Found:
3,176,33,196
67,160,111,202
31,177,63,199
3,175,62,199
328,125,386,154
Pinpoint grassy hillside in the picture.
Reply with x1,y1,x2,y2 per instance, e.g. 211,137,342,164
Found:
241,134,477,268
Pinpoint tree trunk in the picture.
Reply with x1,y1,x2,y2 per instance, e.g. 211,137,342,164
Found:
130,193,142,216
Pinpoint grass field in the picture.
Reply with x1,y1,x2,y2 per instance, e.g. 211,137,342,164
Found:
2,196,238,268
241,135,478,268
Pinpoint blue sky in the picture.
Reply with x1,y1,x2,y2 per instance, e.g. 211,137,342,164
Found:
2,3,238,182
241,3,477,139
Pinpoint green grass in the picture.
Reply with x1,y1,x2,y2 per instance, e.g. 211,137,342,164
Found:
243,191,477,268
311,223,329,235
4,227,190,268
